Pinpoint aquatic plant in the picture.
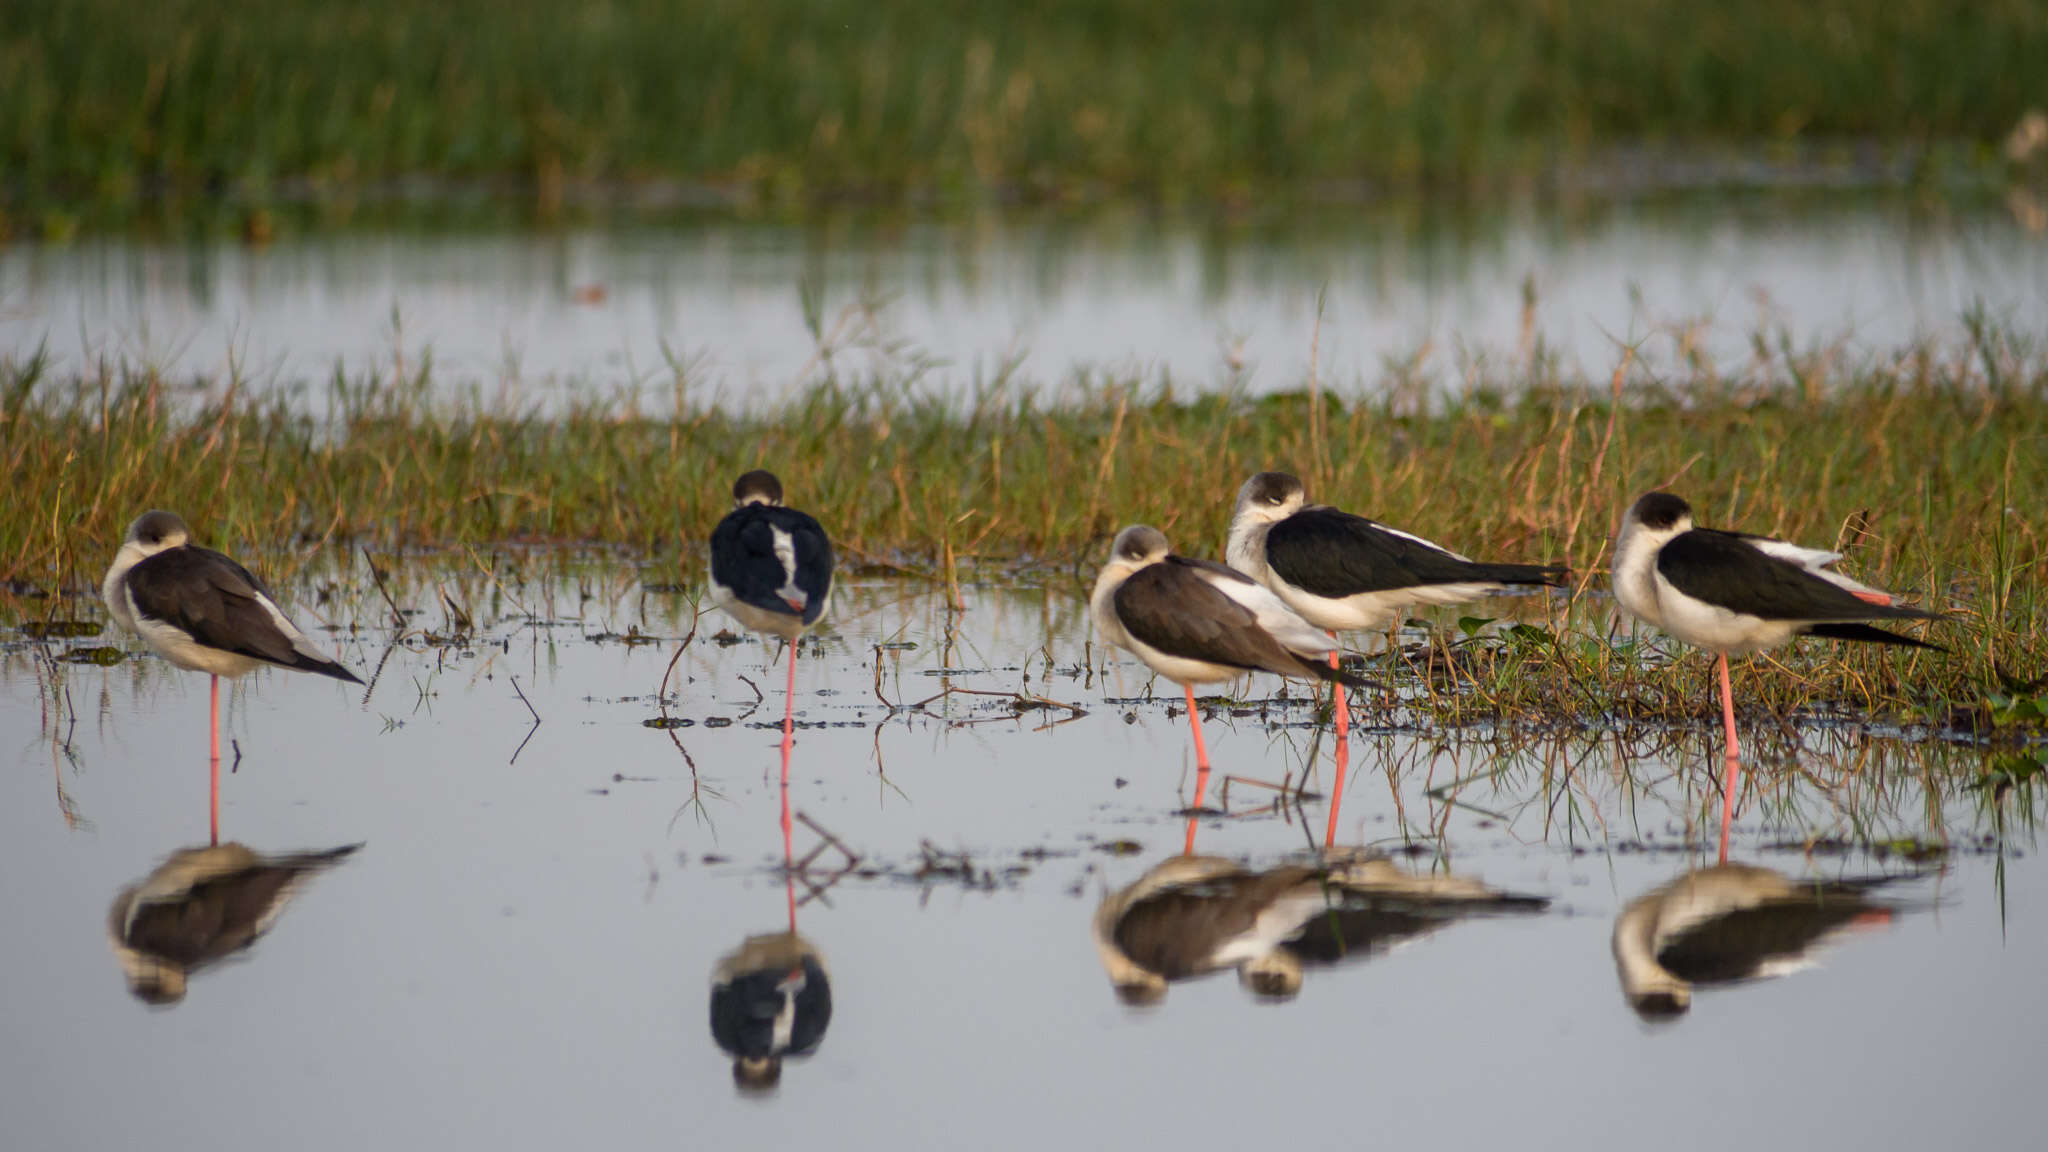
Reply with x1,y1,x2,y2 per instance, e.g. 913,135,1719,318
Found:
3,317,2043,732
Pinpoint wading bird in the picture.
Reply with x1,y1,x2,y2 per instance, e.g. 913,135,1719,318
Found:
1611,491,1944,854
102,510,361,842
1227,471,1567,737
1094,851,1548,1005
708,470,834,774
1091,524,1368,830
108,842,361,1006
1612,862,1909,1019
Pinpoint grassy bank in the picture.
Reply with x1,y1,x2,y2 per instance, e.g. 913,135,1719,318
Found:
5,323,2045,725
6,0,2047,232
4,326,2042,578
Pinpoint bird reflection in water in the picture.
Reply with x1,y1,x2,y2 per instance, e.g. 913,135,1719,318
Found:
711,932,833,1093
709,761,858,1093
1612,862,1920,1020
107,842,360,1006
1094,849,1548,1005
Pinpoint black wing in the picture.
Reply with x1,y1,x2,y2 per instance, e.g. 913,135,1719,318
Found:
126,548,321,670
1287,887,1549,965
1268,507,1564,598
1111,869,1319,980
709,505,835,625
1113,561,1347,683
1657,529,1941,623
710,955,833,1059
119,845,360,970
1653,895,1881,985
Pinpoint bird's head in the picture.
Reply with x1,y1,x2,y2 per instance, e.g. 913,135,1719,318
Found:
732,1055,783,1093
122,510,192,558
1623,491,1694,538
1109,525,1171,567
1232,471,1307,526
732,470,785,509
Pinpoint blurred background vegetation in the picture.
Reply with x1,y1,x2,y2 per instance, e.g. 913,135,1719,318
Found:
6,0,2046,231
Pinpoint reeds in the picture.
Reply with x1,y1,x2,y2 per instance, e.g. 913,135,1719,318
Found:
6,0,2046,231
5,325,2043,576
4,320,2044,736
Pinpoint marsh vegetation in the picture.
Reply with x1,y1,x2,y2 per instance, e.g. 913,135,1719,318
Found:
7,0,2047,233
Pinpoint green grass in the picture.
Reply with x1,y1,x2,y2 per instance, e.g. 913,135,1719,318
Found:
6,0,2048,233
2,318,2044,734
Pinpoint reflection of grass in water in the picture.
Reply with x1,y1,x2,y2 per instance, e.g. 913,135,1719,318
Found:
1319,724,2048,856
8,558,2042,856
2,319,2044,731
5,0,2047,231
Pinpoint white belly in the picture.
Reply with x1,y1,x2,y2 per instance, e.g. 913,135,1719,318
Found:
1657,589,1803,655
1270,582,1400,632
133,615,265,677
710,583,811,642
1121,634,1256,687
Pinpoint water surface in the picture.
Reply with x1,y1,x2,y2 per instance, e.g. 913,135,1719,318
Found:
4,194,2043,409
1,568,2040,1151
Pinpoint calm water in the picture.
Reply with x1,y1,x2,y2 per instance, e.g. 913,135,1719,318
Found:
3,193,2045,409
1,567,2040,1151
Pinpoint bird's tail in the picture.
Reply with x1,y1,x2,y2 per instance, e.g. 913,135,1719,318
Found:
278,843,365,870
1301,656,1380,690
1807,622,1945,652
1463,561,1570,588
288,653,365,684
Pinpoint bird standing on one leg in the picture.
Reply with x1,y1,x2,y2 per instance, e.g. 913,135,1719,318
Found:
108,842,361,1005
1227,471,1568,737
1611,862,1909,1018
708,471,834,789
101,510,362,844
1611,492,1945,858
1091,524,1371,843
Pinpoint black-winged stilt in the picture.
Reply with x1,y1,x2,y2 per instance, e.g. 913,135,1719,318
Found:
1612,862,1908,1019
107,842,360,1005
1612,491,1945,854
710,931,833,1091
707,470,834,772
1094,851,1547,1004
1226,471,1568,737
101,510,361,842
1090,524,1368,833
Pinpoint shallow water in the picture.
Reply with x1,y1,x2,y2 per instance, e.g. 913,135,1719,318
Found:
1,568,2041,1151
4,193,2045,408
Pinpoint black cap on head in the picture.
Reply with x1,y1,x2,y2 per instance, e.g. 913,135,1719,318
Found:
128,509,190,547
1630,991,1690,1021
1114,980,1167,1007
732,471,784,507
1245,471,1304,506
1111,525,1169,562
128,975,187,1006
1630,492,1692,531
733,1056,783,1093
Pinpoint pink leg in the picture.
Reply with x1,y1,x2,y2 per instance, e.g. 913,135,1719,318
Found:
780,641,799,922
1184,684,1212,823
209,674,221,846
1323,725,1350,850
780,763,798,933
1327,633,1350,740
1717,653,1738,864
781,641,798,784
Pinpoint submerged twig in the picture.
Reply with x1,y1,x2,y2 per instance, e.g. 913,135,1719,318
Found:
508,674,541,764
361,546,406,628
